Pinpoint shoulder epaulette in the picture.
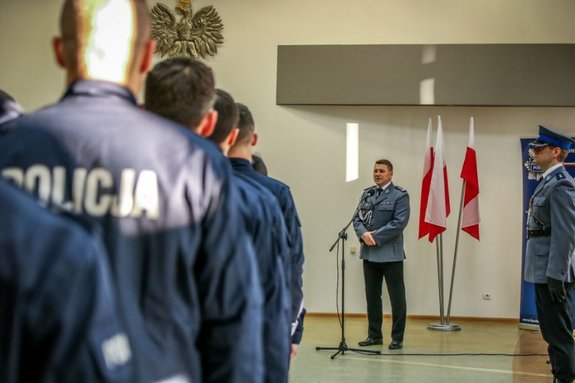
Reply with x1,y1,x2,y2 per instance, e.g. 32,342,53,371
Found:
556,172,566,180
394,185,407,193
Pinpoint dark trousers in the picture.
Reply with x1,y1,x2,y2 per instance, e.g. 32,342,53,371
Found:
363,260,406,341
535,282,575,382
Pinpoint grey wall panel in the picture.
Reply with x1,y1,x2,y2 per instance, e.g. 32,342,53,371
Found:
276,44,575,106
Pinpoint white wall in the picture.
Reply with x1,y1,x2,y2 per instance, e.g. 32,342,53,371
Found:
2,0,575,318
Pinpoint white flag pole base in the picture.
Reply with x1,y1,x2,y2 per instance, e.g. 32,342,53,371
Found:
427,322,461,332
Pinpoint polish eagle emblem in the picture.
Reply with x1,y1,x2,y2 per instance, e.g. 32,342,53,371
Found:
150,0,224,59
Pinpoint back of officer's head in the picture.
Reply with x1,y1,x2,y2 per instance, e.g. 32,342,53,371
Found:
251,154,268,176
234,103,255,146
210,89,238,145
145,57,216,130
56,0,152,88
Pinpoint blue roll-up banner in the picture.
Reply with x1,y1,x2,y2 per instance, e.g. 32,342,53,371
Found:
519,138,575,328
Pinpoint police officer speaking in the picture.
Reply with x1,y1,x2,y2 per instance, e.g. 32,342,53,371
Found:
524,125,575,383
353,159,409,350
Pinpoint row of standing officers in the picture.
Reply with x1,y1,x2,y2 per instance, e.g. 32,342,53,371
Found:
0,0,304,382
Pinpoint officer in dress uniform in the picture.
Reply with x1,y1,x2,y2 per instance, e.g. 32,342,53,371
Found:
525,126,575,383
353,159,409,350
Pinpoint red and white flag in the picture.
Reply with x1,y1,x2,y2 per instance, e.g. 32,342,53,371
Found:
460,117,480,240
418,118,434,239
424,116,450,242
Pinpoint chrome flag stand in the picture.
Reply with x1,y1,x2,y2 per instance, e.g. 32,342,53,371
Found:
427,182,466,332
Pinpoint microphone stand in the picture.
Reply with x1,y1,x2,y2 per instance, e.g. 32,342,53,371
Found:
315,195,381,359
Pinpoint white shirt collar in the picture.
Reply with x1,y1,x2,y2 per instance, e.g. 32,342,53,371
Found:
379,181,392,191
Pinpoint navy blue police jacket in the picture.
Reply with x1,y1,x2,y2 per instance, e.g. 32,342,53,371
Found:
0,179,132,383
229,163,292,382
0,80,263,383
232,172,291,383
230,157,306,344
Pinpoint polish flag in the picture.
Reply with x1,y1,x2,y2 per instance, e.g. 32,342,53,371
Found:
418,118,434,239
424,116,450,242
460,117,480,240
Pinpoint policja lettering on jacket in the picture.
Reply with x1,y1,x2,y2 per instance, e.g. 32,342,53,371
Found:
2,165,159,218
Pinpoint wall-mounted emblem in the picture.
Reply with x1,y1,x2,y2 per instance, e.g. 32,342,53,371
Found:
151,0,224,59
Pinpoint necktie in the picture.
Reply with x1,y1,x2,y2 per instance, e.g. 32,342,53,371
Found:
376,188,382,197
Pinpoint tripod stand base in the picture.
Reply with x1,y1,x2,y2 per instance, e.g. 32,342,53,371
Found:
316,341,381,359
427,322,461,331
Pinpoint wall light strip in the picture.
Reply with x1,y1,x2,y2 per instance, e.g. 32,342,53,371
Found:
346,122,359,182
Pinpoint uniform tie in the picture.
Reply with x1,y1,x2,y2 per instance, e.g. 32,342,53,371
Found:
376,188,383,197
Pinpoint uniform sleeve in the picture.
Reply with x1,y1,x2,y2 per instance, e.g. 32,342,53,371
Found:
372,191,410,245
258,197,291,382
547,180,575,281
195,159,264,383
353,193,369,240
281,187,306,336
291,308,307,344
270,197,293,347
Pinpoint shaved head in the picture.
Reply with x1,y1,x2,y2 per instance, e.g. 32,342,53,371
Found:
57,0,152,89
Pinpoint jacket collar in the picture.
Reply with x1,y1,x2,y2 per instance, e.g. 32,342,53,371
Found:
63,80,137,106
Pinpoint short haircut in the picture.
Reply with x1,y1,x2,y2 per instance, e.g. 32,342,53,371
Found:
234,103,255,145
375,159,393,171
145,57,215,130
210,89,238,144
252,154,268,176
558,148,569,162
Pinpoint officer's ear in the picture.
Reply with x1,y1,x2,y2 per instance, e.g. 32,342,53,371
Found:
139,39,156,74
227,128,239,147
197,110,217,138
53,36,67,68
251,132,258,147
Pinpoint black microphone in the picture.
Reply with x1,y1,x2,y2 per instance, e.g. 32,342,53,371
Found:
365,187,377,198
361,187,376,203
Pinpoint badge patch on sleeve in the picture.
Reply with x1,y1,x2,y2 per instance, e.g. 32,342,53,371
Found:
102,333,132,369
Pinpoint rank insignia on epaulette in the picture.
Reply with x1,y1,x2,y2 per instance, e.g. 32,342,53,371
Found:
395,186,407,193
557,173,566,180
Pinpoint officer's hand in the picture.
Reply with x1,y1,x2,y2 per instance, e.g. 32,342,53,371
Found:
548,277,567,303
290,344,298,359
361,232,376,246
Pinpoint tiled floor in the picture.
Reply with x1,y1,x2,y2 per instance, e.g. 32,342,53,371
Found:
289,316,553,382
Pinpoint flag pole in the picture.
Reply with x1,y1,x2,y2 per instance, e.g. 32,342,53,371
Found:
428,233,458,330
444,181,465,330
426,114,459,331
436,237,444,324
439,234,445,323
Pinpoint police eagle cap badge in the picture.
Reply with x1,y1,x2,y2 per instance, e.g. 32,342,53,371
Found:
151,0,224,59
